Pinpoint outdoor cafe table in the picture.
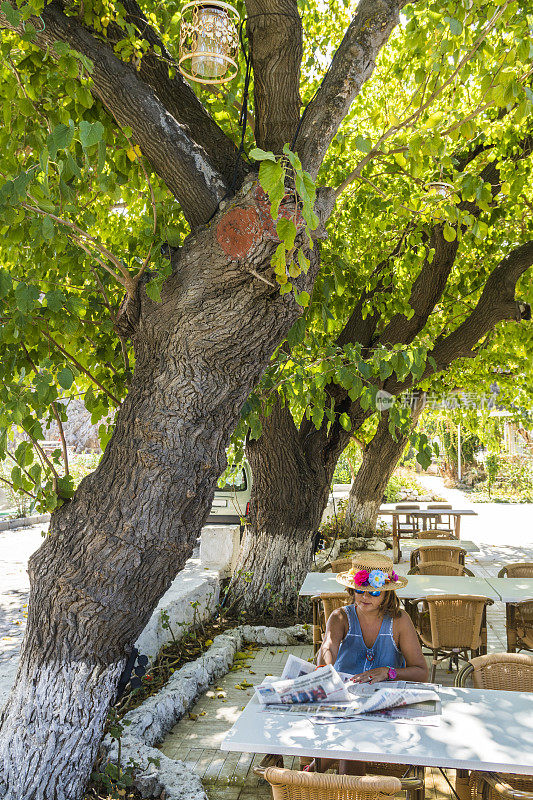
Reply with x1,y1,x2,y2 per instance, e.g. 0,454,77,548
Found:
377,508,478,562
221,684,533,779
399,539,479,553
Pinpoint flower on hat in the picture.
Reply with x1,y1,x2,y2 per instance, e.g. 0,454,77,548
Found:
353,570,369,587
368,569,387,589
391,571,399,582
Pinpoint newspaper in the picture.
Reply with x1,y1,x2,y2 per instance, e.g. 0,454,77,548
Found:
255,664,352,705
280,654,316,680
257,655,441,725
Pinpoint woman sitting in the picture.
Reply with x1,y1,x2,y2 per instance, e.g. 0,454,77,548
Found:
313,553,428,774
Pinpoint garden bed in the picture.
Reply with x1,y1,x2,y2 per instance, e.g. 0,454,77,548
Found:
98,624,311,800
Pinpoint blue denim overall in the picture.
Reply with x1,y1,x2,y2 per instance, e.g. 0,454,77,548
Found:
334,604,405,676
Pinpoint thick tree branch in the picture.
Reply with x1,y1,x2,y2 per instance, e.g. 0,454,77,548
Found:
244,0,302,152
0,2,228,227
104,0,248,187
294,0,409,178
426,240,533,371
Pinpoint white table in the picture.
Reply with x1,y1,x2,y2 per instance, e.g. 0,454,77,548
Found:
221,685,533,774
485,578,533,603
400,539,479,553
299,572,500,601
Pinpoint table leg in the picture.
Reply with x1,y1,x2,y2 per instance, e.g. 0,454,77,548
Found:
455,516,461,540
506,603,517,653
480,607,488,656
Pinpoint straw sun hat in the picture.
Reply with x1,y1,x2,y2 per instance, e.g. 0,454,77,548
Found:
335,552,408,591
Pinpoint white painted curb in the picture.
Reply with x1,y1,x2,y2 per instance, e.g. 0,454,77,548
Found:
102,624,312,800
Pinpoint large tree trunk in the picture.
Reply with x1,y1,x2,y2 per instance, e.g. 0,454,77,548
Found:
226,399,336,616
345,400,425,537
0,186,326,799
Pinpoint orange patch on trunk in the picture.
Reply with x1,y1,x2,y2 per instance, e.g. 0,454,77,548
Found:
216,207,261,259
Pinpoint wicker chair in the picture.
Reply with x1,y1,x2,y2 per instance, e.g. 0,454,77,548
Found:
410,545,467,571
454,654,533,800
395,504,421,536
311,592,349,655
455,652,533,690
497,564,533,654
498,564,533,578
409,562,474,577
468,772,533,800
331,558,355,574
412,594,493,681
255,766,424,800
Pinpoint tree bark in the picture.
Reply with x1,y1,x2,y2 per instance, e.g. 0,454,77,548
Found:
0,184,326,799
344,398,425,538
226,398,334,615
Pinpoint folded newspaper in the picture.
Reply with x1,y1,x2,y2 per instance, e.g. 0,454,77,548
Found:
255,655,440,724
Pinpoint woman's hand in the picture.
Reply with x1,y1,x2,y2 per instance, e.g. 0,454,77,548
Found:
350,667,390,684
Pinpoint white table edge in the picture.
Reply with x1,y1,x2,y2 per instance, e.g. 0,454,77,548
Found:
219,738,533,775
484,577,533,603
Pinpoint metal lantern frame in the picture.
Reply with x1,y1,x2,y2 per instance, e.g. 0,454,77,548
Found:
426,181,455,199
179,0,240,85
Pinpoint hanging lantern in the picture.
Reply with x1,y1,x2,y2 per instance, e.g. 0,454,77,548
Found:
179,1,240,85
426,181,454,200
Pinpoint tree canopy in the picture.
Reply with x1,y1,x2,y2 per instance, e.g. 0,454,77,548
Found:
0,0,531,507
225,0,533,473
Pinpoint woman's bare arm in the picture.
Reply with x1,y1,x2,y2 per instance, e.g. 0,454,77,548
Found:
317,608,348,666
394,610,429,682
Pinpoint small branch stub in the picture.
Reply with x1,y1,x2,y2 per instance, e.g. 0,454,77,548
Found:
179,1,240,85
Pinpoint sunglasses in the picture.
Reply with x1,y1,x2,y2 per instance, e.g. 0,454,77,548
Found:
354,588,381,597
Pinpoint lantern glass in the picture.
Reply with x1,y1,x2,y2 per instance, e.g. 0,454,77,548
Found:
179,1,239,85
191,7,227,79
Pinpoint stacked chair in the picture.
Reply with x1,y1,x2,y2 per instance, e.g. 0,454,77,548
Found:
395,504,421,537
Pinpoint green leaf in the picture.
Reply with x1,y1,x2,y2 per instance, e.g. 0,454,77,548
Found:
14,283,40,313
42,216,54,240
249,147,277,162
259,160,285,219
446,16,463,36
276,218,297,250
0,269,12,298
339,413,351,431
145,274,165,302
295,290,310,307
45,290,65,312
443,223,456,242
1,1,20,27
271,242,287,274
354,135,371,153
79,120,104,149
298,250,310,273
57,367,74,390
47,123,74,159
